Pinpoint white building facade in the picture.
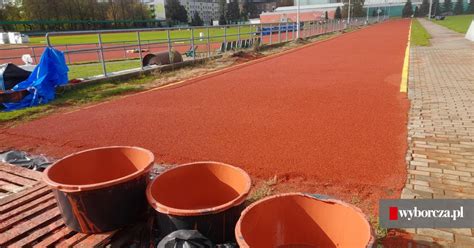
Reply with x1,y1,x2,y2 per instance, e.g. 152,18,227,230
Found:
182,0,220,24
0,0,21,8
142,0,220,24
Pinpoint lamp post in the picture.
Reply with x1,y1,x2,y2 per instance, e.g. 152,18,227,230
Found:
367,5,370,22
347,0,351,23
296,0,300,39
428,0,432,19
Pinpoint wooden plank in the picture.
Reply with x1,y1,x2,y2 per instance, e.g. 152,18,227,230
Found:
0,171,37,186
0,198,57,232
56,233,89,248
0,163,43,181
75,232,116,248
32,226,75,248
0,185,50,213
0,207,60,246
13,218,64,247
0,192,54,222
0,183,46,207
108,222,147,247
0,180,23,193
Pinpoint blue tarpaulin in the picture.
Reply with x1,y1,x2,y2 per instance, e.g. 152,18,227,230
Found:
3,47,68,111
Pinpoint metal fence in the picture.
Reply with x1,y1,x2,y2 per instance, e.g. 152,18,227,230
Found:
0,16,387,80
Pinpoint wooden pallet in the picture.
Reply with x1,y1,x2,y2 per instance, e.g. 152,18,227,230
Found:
0,163,42,199
0,165,151,247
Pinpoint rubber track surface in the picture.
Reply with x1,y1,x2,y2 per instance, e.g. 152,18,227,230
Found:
1,20,410,206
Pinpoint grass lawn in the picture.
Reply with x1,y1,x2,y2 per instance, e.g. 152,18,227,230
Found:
432,14,474,34
29,26,257,45
0,76,149,122
411,19,431,46
68,59,142,79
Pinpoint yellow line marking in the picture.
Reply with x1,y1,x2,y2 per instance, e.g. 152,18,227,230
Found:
400,20,412,93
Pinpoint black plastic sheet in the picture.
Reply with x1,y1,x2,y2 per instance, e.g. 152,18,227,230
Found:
0,150,52,171
157,230,213,248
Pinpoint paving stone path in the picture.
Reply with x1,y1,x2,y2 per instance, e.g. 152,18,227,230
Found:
402,19,474,246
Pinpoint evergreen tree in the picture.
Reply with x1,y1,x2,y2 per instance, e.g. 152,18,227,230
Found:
467,0,474,14
419,0,430,16
218,0,227,24
190,12,204,26
219,14,227,25
352,0,365,17
335,6,342,19
414,6,419,17
402,0,414,17
453,0,464,14
431,0,442,16
226,0,240,23
165,0,188,23
242,0,258,19
444,0,453,13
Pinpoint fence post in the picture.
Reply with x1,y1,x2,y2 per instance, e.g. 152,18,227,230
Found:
137,31,144,70
269,23,273,45
166,29,172,63
300,21,306,39
46,33,51,47
294,22,297,40
224,26,227,47
278,23,281,43
124,41,128,60
305,21,308,38
206,27,210,58
30,47,37,64
65,44,71,65
237,24,241,45
191,28,196,60
97,33,107,77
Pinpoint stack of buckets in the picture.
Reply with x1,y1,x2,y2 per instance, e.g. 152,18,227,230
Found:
43,146,375,247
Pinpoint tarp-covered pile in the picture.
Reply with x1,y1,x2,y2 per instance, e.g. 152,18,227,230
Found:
2,47,69,111
0,63,32,91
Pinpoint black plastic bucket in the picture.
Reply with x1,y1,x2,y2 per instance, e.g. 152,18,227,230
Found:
146,161,251,243
43,146,154,233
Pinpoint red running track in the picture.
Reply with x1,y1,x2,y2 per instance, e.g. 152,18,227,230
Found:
1,20,410,209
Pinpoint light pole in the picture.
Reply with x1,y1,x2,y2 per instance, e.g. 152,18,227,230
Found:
347,0,351,23
296,0,300,39
428,0,432,19
366,6,370,22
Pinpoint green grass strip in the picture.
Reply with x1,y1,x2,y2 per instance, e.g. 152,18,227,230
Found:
411,19,431,46
432,14,474,34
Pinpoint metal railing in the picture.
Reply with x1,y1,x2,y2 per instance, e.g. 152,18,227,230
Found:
0,16,386,80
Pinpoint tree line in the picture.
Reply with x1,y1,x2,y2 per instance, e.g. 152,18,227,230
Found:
404,0,474,18
0,0,266,31
166,0,260,26
0,0,154,31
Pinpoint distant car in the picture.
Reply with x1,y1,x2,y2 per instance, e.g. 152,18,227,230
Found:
435,15,445,20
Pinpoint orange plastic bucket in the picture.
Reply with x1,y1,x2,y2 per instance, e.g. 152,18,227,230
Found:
43,146,154,233
147,161,251,243
235,193,375,248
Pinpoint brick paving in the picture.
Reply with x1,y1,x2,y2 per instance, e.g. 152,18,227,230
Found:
402,19,474,246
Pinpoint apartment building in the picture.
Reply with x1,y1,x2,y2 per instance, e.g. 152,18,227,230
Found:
142,0,220,24
0,0,21,9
